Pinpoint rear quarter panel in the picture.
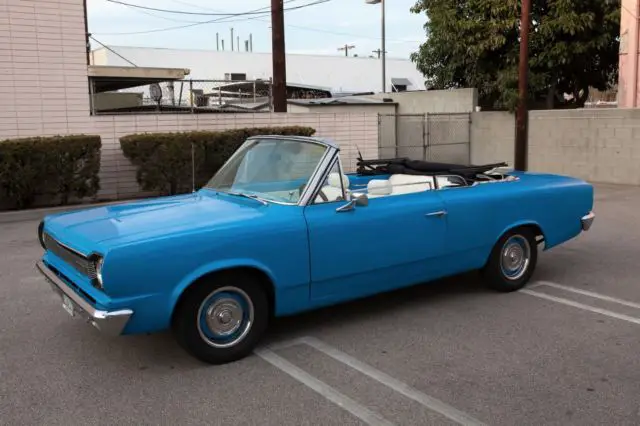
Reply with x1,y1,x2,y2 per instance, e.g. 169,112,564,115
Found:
437,172,594,267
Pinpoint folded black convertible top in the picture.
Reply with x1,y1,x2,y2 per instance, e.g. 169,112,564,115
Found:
356,157,509,181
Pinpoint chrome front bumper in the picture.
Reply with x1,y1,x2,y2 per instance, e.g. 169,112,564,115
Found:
36,260,133,336
581,211,595,231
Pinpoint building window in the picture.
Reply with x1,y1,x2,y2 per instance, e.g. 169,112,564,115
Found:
225,73,247,81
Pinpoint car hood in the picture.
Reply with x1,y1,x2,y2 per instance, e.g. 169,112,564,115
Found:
44,191,267,254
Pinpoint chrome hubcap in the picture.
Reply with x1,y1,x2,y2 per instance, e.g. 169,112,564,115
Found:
500,235,531,281
197,287,254,349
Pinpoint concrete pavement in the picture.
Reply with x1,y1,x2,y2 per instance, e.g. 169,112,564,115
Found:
2,183,640,425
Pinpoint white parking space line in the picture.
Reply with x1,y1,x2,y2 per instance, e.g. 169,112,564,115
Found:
300,337,488,426
530,281,640,310
255,348,396,426
258,338,487,426
521,289,640,326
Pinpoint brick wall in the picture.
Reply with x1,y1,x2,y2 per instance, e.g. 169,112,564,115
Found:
95,112,379,200
1,0,379,203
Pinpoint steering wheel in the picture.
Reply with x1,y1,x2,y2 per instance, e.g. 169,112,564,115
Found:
298,183,328,202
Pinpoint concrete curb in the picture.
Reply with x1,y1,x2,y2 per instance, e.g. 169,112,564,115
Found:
0,200,129,224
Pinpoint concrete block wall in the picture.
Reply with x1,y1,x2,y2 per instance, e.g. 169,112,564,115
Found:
470,112,516,166
470,109,640,185
529,109,640,185
367,88,478,114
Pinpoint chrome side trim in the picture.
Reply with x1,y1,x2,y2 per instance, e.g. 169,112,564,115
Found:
425,210,448,218
36,260,132,336
581,211,595,231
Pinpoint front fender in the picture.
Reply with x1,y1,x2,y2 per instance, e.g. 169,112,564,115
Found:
168,258,279,313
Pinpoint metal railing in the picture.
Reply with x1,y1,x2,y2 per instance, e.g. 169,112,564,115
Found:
89,78,274,115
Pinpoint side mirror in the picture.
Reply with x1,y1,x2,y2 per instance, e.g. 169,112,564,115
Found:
353,192,369,207
336,193,368,213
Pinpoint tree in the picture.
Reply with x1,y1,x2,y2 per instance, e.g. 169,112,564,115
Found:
410,0,621,110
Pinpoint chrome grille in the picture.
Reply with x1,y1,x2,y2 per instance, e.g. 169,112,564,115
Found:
43,233,97,279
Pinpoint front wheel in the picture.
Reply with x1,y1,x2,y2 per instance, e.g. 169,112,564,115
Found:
172,272,269,364
482,228,538,292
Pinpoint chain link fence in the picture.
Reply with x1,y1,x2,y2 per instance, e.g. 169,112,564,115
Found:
378,113,472,164
90,78,273,115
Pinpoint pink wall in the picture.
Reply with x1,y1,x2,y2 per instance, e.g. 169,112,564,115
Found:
619,0,640,108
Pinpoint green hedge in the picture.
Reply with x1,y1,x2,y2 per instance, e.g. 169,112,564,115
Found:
120,126,316,195
0,134,101,210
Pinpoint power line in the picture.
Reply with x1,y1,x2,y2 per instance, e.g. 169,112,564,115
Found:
118,3,202,23
95,0,331,36
94,12,419,45
90,35,137,66
94,12,271,36
104,0,328,16
95,0,419,47
168,0,304,11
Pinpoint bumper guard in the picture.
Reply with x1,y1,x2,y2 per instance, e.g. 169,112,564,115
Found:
581,211,595,231
36,260,132,336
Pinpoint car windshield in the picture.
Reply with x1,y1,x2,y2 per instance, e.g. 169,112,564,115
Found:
204,137,330,204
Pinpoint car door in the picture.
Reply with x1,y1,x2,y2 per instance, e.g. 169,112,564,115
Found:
303,189,449,304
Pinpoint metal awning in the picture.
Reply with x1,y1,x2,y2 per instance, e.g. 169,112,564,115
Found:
391,78,413,87
88,65,191,93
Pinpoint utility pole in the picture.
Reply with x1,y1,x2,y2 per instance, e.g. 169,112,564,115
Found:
338,44,356,56
83,0,90,65
372,48,387,59
271,0,287,112
381,0,386,93
515,0,531,171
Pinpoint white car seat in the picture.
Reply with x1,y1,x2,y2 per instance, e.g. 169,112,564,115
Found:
367,179,393,198
317,172,350,202
388,174,434,195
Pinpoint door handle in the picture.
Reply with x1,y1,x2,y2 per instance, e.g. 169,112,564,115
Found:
425,210,447,218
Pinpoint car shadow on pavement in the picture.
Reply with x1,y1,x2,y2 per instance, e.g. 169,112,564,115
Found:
262,271,492,346
98,271,490,368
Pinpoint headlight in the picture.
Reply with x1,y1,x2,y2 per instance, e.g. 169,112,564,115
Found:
92,256,104,290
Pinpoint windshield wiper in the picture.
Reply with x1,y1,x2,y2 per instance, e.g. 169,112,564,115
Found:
224,191,269,206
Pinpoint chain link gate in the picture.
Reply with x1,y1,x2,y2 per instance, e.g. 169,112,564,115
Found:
377,113,472,165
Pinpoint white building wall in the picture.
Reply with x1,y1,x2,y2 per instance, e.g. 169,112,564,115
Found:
91,46,427,94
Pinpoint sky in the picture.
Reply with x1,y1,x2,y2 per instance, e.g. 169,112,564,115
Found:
87,0,428,60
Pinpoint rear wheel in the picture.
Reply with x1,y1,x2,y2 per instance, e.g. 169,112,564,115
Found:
172,271,269,364
482,227,538,292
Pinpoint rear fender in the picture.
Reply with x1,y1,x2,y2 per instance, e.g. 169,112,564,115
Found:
484,220,546,265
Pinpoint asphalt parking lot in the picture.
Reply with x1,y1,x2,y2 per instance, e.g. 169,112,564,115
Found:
2,182,640,426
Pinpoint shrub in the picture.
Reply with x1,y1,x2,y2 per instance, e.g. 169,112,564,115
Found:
0,134,101,210
120,126,316,195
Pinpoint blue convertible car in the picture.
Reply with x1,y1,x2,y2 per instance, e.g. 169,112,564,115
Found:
36,135,595,364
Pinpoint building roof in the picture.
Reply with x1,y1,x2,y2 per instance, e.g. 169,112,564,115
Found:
288,96,397,107
91,46,426,94
88,65,191,93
